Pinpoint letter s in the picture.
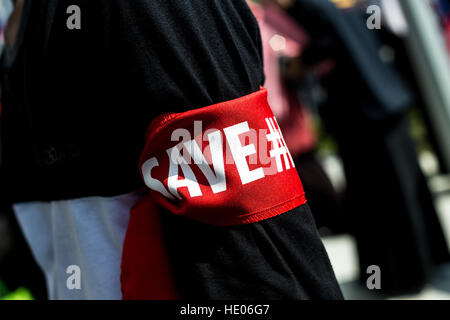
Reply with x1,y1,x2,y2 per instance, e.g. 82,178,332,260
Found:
142,157,175,200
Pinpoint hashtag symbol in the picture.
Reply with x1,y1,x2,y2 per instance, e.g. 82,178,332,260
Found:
265,117,295,173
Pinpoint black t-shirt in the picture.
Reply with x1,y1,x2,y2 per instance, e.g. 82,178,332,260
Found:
0,0,343,300
1,0,264,203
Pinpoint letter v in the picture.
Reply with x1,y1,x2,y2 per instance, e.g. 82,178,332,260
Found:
184,131,227,194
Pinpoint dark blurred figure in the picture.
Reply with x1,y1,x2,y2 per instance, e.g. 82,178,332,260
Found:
285,0,450,295
0,0,46,299
1,164,47,299
0,203,47,299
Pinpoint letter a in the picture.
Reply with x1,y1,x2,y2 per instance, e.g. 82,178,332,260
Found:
366,265,381,290
366,5,381,30
67,5,81,30
66,265,81,290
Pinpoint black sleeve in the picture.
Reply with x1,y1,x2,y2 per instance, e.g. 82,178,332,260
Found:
101,0,341,299
1,0,266,202
109,0,265,115
161,204,344,300
45,0,265,111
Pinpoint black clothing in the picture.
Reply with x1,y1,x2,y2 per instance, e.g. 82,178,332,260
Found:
163,203,343,300
295,152,344,233
0,0,264,204
288,0,450,294
288,0,413,121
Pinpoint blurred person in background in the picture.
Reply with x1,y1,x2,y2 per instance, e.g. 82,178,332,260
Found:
247,0,345,233
0,0,343,300
0,0,12,52
431,0,450,53
283,0,450,295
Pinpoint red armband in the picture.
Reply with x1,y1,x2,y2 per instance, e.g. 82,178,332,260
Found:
121,88,306,299
139,87,305,226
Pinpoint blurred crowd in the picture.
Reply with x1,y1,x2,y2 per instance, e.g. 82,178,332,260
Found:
2,0,450,299
250,0,450,296
251,0,450,296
